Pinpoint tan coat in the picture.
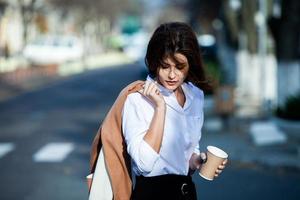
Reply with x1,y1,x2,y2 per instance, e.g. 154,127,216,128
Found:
89,80,144,200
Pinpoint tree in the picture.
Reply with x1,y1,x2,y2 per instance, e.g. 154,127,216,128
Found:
267,0,300,107
268,0,300,61
18,0,37,46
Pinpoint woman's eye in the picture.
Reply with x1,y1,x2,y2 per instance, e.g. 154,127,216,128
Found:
176,65,186,70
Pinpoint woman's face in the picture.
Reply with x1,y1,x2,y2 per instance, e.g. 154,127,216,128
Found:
157,53,189,91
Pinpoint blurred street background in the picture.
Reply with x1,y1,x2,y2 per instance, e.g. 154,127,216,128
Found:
0,0,299,199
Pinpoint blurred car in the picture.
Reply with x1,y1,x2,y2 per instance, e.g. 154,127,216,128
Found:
23,35,84,65
121,31,149,77
122,31,148,62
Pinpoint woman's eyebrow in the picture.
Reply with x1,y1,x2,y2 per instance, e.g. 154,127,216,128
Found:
176,62,187,66
161,61,171,67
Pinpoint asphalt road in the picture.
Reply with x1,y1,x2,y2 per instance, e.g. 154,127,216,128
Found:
0,64,299,200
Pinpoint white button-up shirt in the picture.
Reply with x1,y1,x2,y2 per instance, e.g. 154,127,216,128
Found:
122,76,204,177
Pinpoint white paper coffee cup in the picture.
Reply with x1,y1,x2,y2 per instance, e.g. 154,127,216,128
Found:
199,146,228,181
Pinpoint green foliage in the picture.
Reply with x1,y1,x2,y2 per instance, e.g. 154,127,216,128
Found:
107,35,123,51
275,93,300,120
205,61,221,83
204,61,221,94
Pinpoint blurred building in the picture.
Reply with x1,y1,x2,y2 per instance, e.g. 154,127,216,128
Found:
188,0,299,115
0,0,92,57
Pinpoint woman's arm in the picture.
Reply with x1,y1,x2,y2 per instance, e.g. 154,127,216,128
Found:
143,105,166,153
122,80,166,173
141,80,166,153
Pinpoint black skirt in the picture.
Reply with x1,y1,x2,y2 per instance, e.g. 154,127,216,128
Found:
131,174,197,200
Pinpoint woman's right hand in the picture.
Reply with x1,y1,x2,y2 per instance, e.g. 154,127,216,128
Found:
141,80,165,108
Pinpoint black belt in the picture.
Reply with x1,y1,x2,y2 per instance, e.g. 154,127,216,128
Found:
132,174,197,200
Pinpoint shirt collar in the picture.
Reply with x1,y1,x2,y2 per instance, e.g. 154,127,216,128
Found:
146,75,173,96
146,75,194,111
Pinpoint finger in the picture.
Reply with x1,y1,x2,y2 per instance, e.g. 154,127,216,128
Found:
214,174,219,178
200,152,207,164
200,152,206,160
151,84,160,95
155,89,160,95
143,81,148,95
215,169,222,174
151,86,160,96
138,84,145,93
223,159,228,165
153,80,161,88
218,165,225,170
147,83,156,96
143,81,150,95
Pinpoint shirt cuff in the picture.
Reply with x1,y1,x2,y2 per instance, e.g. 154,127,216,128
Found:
193,148,200,155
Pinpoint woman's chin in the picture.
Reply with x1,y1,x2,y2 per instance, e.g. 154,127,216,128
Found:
164,84,179,91
160,80,182,91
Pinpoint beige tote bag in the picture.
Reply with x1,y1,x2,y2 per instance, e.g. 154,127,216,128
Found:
88,149,113,200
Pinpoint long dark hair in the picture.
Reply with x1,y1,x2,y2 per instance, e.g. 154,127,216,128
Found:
145,22,211,90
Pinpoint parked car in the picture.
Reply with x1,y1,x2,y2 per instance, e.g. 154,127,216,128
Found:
121,31,149,76
23,35,84,65
122,31,148,62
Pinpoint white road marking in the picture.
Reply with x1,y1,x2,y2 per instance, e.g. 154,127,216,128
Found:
204,118,223,131
0,143,15,158
250,122,287,146
33,142,74,162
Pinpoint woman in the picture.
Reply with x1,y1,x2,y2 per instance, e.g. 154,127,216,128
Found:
122,22,227,200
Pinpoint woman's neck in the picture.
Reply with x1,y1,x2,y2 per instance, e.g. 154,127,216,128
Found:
174,86,186,107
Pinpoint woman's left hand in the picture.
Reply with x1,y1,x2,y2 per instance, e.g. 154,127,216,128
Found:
214,159,228,178
189,153,207,171
189,153,228,177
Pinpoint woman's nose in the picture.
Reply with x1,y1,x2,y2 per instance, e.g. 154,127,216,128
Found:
168,68,177,79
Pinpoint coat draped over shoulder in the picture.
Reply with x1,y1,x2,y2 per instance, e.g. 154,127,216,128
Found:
89,81,144,200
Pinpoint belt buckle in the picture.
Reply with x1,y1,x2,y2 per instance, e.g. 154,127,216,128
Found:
181,183,188,195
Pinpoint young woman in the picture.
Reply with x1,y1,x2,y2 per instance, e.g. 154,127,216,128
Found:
122,22,227,200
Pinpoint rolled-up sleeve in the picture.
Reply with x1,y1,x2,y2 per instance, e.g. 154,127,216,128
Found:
193,143,200,155
122,95,159,174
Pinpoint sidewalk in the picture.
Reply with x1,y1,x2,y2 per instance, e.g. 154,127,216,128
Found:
202,97,300,171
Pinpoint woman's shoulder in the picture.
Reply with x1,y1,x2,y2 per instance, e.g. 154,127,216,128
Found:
126,92,151,106
187,82,204,100
127,92,143,101
187,83,205,110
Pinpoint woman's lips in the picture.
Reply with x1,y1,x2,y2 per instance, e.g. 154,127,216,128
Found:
166,81,178,86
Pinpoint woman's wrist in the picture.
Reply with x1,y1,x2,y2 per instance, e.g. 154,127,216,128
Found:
155,102,166,110
189,153,202,170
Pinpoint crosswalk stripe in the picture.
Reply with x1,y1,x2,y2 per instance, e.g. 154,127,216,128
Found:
0,143,15,158
250,121,287,146
33,142,74,162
